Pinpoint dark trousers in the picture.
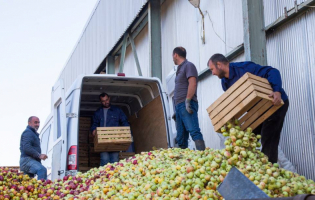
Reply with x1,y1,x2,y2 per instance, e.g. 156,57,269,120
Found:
253,100,289,164
175,100,203,148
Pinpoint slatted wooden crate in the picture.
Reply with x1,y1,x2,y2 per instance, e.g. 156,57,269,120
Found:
94,127,132,152
78,157,88,167
79,117,92,131
79,166,91,172
207,73,284,133
119,152,135,160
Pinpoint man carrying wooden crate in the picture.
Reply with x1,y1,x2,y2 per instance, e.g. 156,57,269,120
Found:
172,47,205,150
90,93,130,166
208,53,289,164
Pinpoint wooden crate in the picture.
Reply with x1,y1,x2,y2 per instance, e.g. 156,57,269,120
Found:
79,166,91,172
119,152,135,160
207,73,284,133
79,117,91,122
94,127,132,152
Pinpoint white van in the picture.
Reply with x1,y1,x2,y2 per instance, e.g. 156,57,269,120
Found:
39,74,179,180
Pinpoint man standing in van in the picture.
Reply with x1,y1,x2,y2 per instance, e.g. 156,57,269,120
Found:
20,116,48,180
173,47,206,150
91,93,129,166
207,53,289,164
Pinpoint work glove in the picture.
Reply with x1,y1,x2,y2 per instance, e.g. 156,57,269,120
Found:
172,113,176,122
185,99,193,114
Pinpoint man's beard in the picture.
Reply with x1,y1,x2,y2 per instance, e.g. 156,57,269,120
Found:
217,70,226,79
103,104,110,108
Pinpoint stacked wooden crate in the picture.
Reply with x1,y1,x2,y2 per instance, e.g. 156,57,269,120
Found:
78,117,91,172
88,134,100,168
207,73,284,133
119,152,136,160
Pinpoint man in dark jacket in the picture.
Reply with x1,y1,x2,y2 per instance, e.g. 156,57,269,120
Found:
208,53,289,164
20,116,48,180
90,93,129,166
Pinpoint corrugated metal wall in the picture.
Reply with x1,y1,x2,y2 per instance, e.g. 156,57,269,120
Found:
58,0,148,90
266,7,315,179
114,25,150,77
264,0,306,26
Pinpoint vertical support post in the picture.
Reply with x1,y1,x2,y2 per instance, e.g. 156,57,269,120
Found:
106,55,115,74
129,33,143,76
242,0,267,66
119,33,128,73
148,0,162,80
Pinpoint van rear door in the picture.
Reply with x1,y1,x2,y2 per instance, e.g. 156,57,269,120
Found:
39,115,54,179
51,79,68,180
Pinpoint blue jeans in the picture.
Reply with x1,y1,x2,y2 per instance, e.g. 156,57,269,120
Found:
175,100,203,148
20,157,47,180
100,152,119,166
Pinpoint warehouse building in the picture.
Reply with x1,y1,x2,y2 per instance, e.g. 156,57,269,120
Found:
55,0,315,179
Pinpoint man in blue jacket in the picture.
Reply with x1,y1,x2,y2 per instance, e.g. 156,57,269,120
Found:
20,116,48,180
208,53,289,164
90,93,129,166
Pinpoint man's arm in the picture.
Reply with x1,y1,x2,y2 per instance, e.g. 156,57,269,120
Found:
185,77,197,114
257,66,283,106
119,109,130,126
21,132,41,159
91,110,100,136
187,77,197,99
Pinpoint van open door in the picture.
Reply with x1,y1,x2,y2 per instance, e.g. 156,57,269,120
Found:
51,79,68,180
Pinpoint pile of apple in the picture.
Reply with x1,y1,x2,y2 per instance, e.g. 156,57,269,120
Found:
1,120,315,200
74,120,315,200
0,167,100,199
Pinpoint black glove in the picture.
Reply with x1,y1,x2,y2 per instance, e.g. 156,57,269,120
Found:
172,113,176,122
185,99,193,114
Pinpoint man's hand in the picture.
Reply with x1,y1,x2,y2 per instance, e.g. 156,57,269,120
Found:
269,92,282,106
185,99,193,114
92,130,96,137
39,154,48,160
172,113,176,122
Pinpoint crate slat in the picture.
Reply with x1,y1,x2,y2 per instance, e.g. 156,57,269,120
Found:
251,85,273,95
97,134,131,138
239,99,269,124
247,73,270,84
98,131,130,136
249,79,273,90
97,140,132,144
248,104,281,131
97,127,130,130
240,101,273,130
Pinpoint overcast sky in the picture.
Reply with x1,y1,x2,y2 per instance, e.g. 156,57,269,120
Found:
0,0,98,166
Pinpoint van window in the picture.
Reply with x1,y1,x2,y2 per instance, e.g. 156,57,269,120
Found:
41,125,51,154
57,104,62,139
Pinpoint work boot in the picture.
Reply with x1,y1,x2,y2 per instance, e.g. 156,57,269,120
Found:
195,140,205,151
